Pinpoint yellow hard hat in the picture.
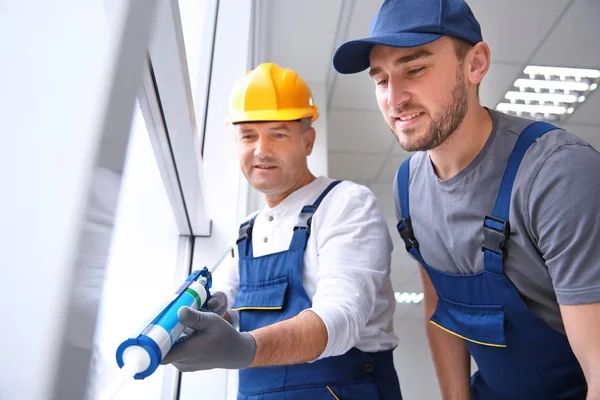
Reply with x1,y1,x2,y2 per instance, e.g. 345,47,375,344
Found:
225,62,319,124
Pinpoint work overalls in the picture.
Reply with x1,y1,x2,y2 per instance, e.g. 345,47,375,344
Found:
397,121,587,399
233,181,402,400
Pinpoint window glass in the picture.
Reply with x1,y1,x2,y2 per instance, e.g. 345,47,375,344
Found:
87,101,182,399
178,0,218,137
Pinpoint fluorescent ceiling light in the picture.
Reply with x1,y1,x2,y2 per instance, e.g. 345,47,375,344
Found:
504,91,579,103
497,103,567,115
524,65,600,79
394,292,424,304
514,79,590,92
498,65,599,121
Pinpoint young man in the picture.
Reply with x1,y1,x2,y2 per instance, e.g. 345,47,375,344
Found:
333,0,600,399
162,62,402,399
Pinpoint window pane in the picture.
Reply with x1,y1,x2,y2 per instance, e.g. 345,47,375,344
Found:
87,101,182,399
178,0,217,135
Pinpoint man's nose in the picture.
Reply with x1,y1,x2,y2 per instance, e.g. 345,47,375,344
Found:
253,136,271,158
387,77,411,109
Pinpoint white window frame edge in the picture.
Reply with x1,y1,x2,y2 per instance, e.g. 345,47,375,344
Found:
147,0,213,236
190,0,220,156
138,62,193,235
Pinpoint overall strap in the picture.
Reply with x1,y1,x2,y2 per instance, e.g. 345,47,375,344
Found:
236,215,257,258
396,155,426,263
289,180,342,251
483,121,560,274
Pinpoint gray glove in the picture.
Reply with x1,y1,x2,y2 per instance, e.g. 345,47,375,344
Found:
161,306,256,372
182,291,228,336
204,291,228,317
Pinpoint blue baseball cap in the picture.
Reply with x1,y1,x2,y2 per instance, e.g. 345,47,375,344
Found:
333,0,483,74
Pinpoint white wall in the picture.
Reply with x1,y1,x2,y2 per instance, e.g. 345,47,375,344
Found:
307,81,329,178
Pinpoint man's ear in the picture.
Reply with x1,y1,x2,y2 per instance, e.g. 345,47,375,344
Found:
303,127,316,156
467,41,491,86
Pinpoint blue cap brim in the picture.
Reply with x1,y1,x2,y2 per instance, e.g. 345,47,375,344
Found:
333,32,443,74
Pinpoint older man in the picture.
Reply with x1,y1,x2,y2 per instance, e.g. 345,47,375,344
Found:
162,62,403,400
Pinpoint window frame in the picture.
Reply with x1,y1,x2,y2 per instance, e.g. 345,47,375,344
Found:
146,0,217,237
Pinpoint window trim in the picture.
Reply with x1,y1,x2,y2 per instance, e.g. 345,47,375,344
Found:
147,0,216,236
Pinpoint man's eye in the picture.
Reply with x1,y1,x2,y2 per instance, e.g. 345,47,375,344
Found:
408,67,425,75
377,79,388,86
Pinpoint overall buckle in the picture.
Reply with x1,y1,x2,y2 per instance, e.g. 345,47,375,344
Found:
236,219,254,244
482,215,510,255
293,205,317,237
398,218,419,251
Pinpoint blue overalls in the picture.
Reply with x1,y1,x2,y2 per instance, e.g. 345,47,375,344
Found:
396,121,587,399
232,181,402,400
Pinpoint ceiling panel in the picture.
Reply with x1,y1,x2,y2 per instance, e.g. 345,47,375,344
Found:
330,72,378,110
376,155,407,183
468,0,570,63
564,89,600,125
343,0,381,42
480,62,523,109
369,182,396,214
328,109,393,153
328,152,384,181
265,0,342,82
531,0,600,68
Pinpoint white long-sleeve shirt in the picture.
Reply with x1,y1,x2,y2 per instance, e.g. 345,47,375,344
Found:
212,176,399,359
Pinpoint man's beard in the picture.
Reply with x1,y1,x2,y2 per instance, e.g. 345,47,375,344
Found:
390,68,468,152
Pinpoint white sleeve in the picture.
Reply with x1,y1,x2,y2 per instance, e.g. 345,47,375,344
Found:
306,183,393,359
210,247,240,327
210,212,260,328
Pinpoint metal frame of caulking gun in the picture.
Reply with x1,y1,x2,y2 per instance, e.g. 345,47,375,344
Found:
115,246,232,380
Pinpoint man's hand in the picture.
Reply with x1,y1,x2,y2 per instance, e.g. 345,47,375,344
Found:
161,307,256,372
182,291,230,335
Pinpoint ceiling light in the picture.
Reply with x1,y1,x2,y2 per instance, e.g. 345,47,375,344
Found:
498,65,600,122
504,91,578,103
497,103,567,115
524,66,600,79
394,292,424,304
514,79,590,92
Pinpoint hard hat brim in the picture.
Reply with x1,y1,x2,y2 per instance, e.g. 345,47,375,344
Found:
225,108,319,125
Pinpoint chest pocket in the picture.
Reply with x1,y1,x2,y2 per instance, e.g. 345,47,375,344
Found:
232,277,289,311
430,295,507,348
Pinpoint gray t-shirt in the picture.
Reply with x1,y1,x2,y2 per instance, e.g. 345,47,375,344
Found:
393,108,600,334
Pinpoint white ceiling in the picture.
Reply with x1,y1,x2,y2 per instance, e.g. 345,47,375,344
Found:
260,0,600,319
